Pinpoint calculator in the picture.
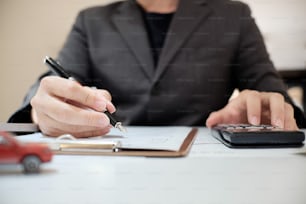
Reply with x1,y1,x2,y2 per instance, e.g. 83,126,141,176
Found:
211,124,305,148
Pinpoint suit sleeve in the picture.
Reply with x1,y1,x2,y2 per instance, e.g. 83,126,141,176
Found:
8,11,91,123
232,3,306,127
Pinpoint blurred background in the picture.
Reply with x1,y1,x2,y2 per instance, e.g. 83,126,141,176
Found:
0,0,305,122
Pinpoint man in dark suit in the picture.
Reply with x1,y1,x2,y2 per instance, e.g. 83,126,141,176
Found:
9,0,306,137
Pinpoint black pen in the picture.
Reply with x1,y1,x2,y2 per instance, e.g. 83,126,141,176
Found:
44,56,127,133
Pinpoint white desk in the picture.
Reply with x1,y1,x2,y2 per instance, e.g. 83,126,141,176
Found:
1,128,306,204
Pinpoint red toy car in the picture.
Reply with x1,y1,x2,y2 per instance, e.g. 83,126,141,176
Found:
0,131,53,173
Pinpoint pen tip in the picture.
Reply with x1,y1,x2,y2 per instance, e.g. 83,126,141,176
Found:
117,124,127,133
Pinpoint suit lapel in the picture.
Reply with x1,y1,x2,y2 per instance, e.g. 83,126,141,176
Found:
112,0,155,80
153,0,212,83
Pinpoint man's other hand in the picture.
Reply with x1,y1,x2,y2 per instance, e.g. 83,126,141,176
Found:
206,89,298,130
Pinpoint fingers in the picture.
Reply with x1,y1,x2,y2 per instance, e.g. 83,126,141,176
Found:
206,90,256,128
31,76,116,137
96,89,116,113
206,89,298,130
37,111,111,137
267,93,285,128
33,97,109,127
98,89,112,101
40,76,115,112
206,105,245,128
32,89,110,127
242,90,288,128
205,111,224,128
284,103,298,130
244,91,261,125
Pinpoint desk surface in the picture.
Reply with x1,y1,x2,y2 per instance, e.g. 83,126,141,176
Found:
1,128,306,204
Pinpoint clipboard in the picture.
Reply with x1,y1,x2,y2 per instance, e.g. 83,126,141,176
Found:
16,127,198,157
53,128,198,157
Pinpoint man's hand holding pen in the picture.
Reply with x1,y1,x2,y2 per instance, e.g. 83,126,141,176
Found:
29,56,127,137
31,76,116,137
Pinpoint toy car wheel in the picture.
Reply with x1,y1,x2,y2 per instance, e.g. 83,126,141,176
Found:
22,155,41,173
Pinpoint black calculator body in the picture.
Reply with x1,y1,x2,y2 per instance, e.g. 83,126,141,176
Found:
211,124,305,148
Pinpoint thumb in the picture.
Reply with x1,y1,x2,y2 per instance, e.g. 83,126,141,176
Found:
205,111,225,128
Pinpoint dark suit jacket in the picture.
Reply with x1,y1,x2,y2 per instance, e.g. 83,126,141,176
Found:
9,0,306,127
